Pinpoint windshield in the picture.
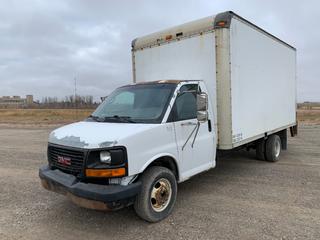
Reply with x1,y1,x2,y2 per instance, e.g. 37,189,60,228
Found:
90,83,176,123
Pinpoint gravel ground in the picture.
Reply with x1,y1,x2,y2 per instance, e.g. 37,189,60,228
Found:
0,124,319,240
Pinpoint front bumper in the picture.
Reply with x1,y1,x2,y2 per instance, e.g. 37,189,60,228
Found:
39,165,141,210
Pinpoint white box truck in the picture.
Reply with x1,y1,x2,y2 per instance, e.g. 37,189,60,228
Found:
39,11,297,222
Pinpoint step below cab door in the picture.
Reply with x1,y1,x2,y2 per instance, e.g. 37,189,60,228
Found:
169,82,216,181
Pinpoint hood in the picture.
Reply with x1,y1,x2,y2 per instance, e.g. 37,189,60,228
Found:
49,121,157,149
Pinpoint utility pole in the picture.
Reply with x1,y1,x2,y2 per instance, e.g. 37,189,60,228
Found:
74,76,78,120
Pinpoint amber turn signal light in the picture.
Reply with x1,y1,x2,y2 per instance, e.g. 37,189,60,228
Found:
85,168,126,177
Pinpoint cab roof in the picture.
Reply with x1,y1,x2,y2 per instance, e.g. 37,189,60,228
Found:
134,80,184,85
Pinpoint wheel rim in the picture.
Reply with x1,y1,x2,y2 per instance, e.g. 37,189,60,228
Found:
275,139,281,158
150,178,172,212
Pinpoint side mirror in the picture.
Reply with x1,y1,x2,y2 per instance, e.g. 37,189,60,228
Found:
197,92,208,122
197,111,208,122
197,92,208,111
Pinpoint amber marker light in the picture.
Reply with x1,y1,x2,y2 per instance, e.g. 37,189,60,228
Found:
217,21,226,27
165,35,173,40
85,168,126,177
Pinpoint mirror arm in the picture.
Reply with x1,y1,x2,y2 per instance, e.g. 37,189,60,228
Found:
191,122,201,148
182,123,198,151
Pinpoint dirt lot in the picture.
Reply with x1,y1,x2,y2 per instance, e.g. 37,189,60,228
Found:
297,109,320,125
0,109,93,124
0,123,319,240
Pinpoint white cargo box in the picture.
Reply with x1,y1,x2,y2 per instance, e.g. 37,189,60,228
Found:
132,11,296,150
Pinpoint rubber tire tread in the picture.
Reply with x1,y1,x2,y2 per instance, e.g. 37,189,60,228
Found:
134,166,177,222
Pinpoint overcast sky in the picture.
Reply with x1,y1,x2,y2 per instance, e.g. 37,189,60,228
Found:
0,0,319,102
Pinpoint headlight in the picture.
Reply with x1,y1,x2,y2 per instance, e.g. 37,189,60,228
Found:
86,148,126,168
100,151,111,164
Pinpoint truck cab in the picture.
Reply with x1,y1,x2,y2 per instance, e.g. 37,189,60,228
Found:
40,80,216,222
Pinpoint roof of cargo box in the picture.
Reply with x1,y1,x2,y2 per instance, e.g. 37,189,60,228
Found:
132,14,216,50
132,11,296,51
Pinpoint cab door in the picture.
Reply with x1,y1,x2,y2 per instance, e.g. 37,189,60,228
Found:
169,83,215,181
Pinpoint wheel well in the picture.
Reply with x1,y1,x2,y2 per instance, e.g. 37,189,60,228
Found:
253,129,287,150
147,156,179,181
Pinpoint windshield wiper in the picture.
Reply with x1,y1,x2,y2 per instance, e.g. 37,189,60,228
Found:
88,115,136,123
102,115,136,123
88,115,102,122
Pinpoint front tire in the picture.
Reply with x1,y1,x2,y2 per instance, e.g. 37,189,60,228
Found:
134,166,177,222
265,134,281,162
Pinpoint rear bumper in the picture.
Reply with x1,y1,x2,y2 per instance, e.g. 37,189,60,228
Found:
39,165,141,210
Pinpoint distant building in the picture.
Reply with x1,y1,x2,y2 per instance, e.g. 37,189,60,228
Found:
0,95,34,108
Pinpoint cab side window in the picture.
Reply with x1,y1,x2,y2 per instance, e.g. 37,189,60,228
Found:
171,84,198,121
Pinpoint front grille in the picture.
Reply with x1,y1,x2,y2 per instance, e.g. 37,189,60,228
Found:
48,145,85,176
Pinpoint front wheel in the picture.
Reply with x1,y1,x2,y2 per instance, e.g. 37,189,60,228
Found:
134,166,177,222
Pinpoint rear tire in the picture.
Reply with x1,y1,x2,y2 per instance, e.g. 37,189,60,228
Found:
134,166,177,222
265,135,281,162
256,139,265,160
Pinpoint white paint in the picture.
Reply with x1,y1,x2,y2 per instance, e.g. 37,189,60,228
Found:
49,121,180,179
133,15,296,150
49,121,157,149
171,82,215,181
229,18,296,144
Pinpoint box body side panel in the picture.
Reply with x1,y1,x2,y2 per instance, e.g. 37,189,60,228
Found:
229,18,296,146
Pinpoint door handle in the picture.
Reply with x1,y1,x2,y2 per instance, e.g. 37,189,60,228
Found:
208,119,212,132
181,121,197,126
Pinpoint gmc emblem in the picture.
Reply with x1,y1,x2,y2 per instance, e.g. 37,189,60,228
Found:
57,156,71,166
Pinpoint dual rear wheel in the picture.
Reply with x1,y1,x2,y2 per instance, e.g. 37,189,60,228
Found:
256,134,282,162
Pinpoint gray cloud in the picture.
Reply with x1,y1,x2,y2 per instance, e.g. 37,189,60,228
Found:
0,0,319,102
